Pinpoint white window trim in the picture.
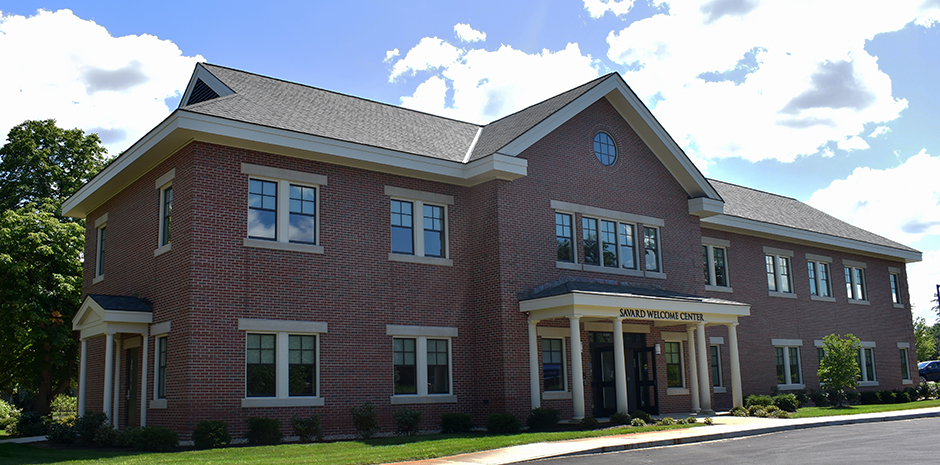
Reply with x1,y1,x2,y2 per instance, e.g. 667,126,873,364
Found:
238,318,328,407
773,339,804,390
889,267,904,308
93,213,108,283
387,325,458,404
899,345,913,384
858,342,878,386
643,225,665,278
150,321,171,409
842,260,869,304
662,332,688,395
578,214,644,277
764,247,794,298
242,163,326,255
540,336,570,399
554,210,579,269
703,237,732,292
155,169,175,257
386,186,454,267
806,253,835,302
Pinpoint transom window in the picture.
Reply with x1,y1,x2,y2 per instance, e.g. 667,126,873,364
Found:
593,132,617,166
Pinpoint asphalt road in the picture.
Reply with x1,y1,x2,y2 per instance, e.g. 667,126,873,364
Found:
523,416,939,464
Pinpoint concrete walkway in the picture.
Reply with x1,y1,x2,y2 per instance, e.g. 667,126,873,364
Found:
394,406,940,464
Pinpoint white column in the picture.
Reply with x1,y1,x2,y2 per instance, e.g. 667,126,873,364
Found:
612,318,628,415
568,316,585,420
78,338,87,416
686,326,700,413
696,323,713,414
113,340,121,427
727,323,743,408
140,333,148,427
528,321,541,410
103,333,114,422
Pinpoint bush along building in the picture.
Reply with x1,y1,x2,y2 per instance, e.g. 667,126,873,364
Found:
64,63,921,438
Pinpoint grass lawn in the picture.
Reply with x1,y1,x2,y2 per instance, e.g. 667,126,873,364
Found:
0,424,696,465
790,398,940,418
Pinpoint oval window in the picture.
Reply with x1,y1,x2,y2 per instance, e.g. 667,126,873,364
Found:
594,132,616,166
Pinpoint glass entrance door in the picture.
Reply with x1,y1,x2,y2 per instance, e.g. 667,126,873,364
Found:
590,345,617,418
634,347,659,415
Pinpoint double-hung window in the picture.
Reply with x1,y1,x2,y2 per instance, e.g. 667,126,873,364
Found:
806,254,834,301
644,227,661,272
239,318,327,407
154,168,175,255
899,344,911,383
857,343,877,386
843,260,867,302
764,247,794,297
773,339,803,389
157,337,168,399
702,238,730,291
93,213,108,283
556,213,574,262
665,341,684,388
388,325,457,404
889,267,903,307
542,338,566,392
242,163,326,254
386,186,453,266
581,216,642,271
710,345,723,388
150,320,171,409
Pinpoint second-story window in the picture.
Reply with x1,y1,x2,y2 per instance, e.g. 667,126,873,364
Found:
582,217,599,266
390,200,414,254
289,185,316,244
161,186,173,246
556,213,574,262
889,269,902,305
386,186,453,265
248,179,278,240
844,261,867,301
644,227,660,272
764,248,794,295
423,204,444,258
807,256,833,299
619,223,636,269
702,240,729,289
241,163,327,253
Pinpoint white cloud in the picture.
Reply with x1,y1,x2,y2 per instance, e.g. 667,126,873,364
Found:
600,0,940,165
837,135,870,151
807,150,940,319
583,0,637,18
454,23,486,43
869,125,891,138
909,249,940,323
387,29,600,123
0,9,203,155
385,48,400,62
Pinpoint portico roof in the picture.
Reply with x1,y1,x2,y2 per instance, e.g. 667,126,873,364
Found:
72,294,153,339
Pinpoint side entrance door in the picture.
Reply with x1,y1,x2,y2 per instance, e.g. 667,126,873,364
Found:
126,347,138,427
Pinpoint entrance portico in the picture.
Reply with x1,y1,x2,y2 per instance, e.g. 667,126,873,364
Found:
521,282,749,419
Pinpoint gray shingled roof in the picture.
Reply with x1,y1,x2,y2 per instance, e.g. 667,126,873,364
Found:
520,280,746,306
87,294,153,312
709,179,918,253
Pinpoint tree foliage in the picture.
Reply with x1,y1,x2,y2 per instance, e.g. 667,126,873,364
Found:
0,120,107,414
914,317,938,362
818,333,861,407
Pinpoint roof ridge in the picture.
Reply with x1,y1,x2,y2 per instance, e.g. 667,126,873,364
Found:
201,63,482,129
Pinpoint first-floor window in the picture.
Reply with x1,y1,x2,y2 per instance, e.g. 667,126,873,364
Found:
900,348,910,381
703,244,729,287
710,345,722,387
288,335,317,396
427,339,449,394
775,346,802,386
246,334,276,397
393,338,417,394
665,342,683,388
542,338,565,391
858,348,876,382
156,336,167,399
391,333,453,397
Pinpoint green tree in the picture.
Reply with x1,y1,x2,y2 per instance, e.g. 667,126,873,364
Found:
818,333,861,407
914,317,938,362
0,120,107,415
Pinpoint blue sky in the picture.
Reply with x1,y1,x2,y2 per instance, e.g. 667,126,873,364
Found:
2,1,940,321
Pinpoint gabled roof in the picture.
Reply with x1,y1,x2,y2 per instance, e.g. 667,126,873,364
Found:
704,180,921,262
72,294,153,339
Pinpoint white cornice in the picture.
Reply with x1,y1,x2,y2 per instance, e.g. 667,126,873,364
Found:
702,214,922,263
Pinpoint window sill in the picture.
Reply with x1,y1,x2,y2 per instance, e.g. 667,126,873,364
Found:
666,387,689,396
93,274,104,284
894,303,905,309
776,384,805,390
154,243,171,257
390,394,457,405
542,391,572,400
768,291,796,299
847,299,870,306
149,399,167,409
713,387,727,394
705,285,733,293
556,261,581,271
810,295,836,302
902,379,913,385
241,397,325,408
582,264,643,277
858,381,879,387
244,238,324,254
388,253,453,267
645,271,667,280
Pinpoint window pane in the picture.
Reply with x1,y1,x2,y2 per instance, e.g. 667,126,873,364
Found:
246,334,276,397
556,213,573,262
900,349,910,379
644,227,659,272
703,246,710,284
789,347,801,384
619,223,635,269
157,337,167,399
778,257,791,293
665,342,682,387
582,218,599,265
391,200,414,254
710,345,721,387
601,220,618,267
288,335,316,396
713,247,727,286
593,132,617,166
865,348,875,381
819,263,830,297
845,267,853,298
162,186,172,245
765,255,776,291
775,347,785,384
808,262,817,296
855,268,866,300
394,338,417,394
542,339,565,391
423,204,444,257
427,339,449,394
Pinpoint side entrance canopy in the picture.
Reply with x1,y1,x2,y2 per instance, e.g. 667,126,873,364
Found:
520,282,750,417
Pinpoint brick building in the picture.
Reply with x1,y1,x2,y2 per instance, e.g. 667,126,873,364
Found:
64,64,921,437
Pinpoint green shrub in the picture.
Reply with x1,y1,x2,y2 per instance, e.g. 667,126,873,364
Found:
290,415,322,442
745,394,773,408
72,412,108,445
113,426,143,448
609,411,631,426
658,417,676,426
918,383,931,400
746,405,766,416
859,391,880,405
93,423,117,446
751,408,769,418
245,417,282,445
703,417,714,425
0,399,21,431
793,390,811,407
394,408,422,436
730,406,748,417
903,387,917,402
46,418,77,444
13,410,48,437
764,405,781,414
808,389,830,407
440,412,473,434
683,416,697,424
350,402,379,439
193,420,231,449
630,417,646,427
770,409,790,419
895,390,911,403
50,395,77,420
526,407,560,431
578,416,599,430
772,393,799,412
133,426,178,452
486,413,521,434
631,410,652,424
